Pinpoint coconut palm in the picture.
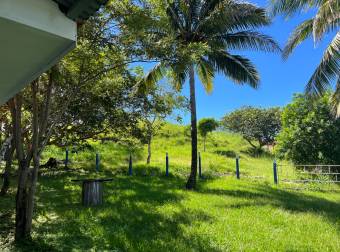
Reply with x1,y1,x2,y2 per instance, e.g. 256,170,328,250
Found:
141,0,280,189
270,0,339,110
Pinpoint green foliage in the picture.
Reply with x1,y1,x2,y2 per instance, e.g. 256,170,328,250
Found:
198,118,219,138
222,106,281,149
0,104,11,143
48,11,165,147
113,0,280,187
136,84,187,144
122,0,281,91
183,124,191,138
198,118,219,151
276,93,340,164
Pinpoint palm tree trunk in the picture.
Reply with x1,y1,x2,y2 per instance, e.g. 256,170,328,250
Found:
186,65,197,189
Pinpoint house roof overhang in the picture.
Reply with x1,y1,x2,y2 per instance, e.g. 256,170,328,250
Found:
52,0,108,21
0,0,107,105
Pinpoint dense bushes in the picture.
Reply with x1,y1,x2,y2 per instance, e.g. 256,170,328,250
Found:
276,94,340,164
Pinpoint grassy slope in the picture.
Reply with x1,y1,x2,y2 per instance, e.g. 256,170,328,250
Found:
1,123,340,251
44,123,280,179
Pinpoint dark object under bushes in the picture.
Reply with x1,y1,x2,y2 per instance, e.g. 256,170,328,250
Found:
40,158,65,169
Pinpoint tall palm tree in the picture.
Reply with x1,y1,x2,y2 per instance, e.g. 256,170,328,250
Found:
141,0,280,189
270,0,339,111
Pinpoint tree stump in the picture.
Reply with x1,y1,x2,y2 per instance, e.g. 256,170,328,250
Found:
82,181,103,206
72,178,113,207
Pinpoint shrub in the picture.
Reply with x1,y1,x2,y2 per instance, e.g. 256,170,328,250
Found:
276,94,340,164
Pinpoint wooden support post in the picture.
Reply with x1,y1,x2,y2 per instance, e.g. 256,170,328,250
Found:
96,153,100,172
273,160,278,184
128,154,133,176
165,152,169,176
236,156,240,179
65,148,69,168
198,152,202,178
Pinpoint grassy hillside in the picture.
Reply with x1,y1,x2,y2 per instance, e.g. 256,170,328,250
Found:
43,123,281,180
1,123,340,251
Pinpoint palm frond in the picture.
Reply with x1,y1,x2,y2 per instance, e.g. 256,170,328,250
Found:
169,63,189,91
218,30,281,52
166,0,185,33
269,0,321,17
138,63,168,93
196,58,215,93
226,3,271,32
208,51,260,88
198,0,225,21
313,0,340,42
283,18,314,59
187,0,201,30
305,32,340,96
198,1,270,35
331,76,340,117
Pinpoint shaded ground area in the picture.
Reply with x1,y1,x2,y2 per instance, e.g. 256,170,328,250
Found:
1,169,340,251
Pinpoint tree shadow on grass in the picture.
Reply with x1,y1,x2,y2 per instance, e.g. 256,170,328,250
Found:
11,174,221,251
0,188,16,249
240,147,274,158
198,182,340,229
213,150,237,158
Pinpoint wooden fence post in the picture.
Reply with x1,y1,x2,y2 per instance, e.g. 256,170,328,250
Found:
236,156,240,179
65,148,69,168
199,152,202,178
273,160,278,184
96,153,100,172
165,152,169,176
128,154,133,176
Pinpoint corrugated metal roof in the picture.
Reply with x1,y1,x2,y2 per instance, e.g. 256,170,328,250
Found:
53,0,108,21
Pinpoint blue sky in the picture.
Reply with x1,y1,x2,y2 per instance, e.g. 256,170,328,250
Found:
137,0,333,124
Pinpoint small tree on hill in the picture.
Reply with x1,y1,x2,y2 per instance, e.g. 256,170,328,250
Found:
222,106,281,152
137,85,187,164
198,118,219,152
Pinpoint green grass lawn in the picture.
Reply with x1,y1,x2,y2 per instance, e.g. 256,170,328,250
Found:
1,124,340,251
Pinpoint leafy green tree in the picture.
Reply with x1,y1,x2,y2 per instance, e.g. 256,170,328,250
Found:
183,124,191,138
9,7,158,240
122,0,280,189
133,82,187,164
276,94,340,164
270,0,340,112
198,118,219,152
222,106,281,151
49,70,144,147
